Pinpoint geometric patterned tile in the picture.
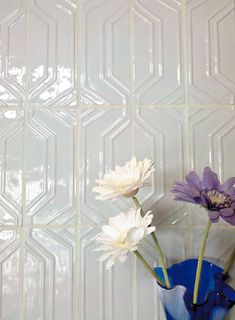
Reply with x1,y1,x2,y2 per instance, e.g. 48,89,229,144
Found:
25,111,77,225
79,226,133,320
24,228,76,320
79,108,132,225
137,107,188,225
80,0,130,105
187,0,235,104
0,230,20,320
28,0,77,107
0,2,26,106
134,0,184,105
0,111,24,226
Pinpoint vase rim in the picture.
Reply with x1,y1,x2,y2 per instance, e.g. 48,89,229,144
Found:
154,258,235,308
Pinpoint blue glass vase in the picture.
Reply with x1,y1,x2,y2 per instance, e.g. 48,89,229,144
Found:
154,259,235,320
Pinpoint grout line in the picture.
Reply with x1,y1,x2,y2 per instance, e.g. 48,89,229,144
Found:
0,223,234,231
181,0,189,106
0,104,234,111
19,0,30,319
75,0,81,318
129,1,138,319
181,0,193,260
0,223,234,233
130,0,136,158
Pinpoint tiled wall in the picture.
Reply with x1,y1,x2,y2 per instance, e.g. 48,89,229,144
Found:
0,0,234,319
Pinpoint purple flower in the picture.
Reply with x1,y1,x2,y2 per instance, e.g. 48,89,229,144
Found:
171,167,235,225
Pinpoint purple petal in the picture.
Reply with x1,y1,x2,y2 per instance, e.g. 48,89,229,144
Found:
185,171,203,191
171,182,200,199
203,167,220,190
174,194,196,203
220,208,234,217
231,202,235,209
221,177,235,194
221,214,235,226
208,210,220,223
200,192,210,208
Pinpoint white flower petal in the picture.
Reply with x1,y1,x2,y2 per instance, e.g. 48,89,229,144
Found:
93,157,155,201
95,208,155,268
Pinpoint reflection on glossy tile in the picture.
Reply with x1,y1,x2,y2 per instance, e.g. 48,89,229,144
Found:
25,228,76,320
80,0,130,105
137,107,188,225
187,0,235,104
0,230,20,320
25,111,77,224
79,225,133,320
0,111,24,225
79,108,132,224
28,0,77,106
0,1,26,106
134,0,184,105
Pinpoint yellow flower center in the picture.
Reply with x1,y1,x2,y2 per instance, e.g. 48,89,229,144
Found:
115,232,129,249
206,190,231,209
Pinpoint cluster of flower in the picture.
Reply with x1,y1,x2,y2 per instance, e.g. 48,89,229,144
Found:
92,157,235,303
93,157,235,270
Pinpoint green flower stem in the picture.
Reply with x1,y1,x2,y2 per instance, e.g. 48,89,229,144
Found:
133,250,165,287
132,196,171,289
223,248,235,275
193,220,212,304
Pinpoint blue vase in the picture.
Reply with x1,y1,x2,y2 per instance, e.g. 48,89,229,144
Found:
154,259,235,320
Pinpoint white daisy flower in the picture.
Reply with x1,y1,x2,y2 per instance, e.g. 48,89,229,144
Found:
95,208,155,269
93,157,155,201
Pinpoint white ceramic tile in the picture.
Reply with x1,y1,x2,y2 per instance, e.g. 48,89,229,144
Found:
134,0,184,105
79,226,133,320
0,0,26,106
25,110,77,224
136,227,189,320
79,108,133,224
188,107,235,225
187,0,235,104
24,228,76,320
137,107,188,225
0,110,24,226
0,230,20,320
28,0,77,107
80,0,130,105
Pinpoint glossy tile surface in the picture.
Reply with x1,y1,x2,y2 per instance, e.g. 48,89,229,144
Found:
25,110,77,225
133,0,184,105
79,108,132,224
0,110,24,225
0,230,20,320
24,228,76,319
79,225,133,320
187,0,235,104
80,0,130,105
0,0,234,320
28,0,77,106
0,1,26,106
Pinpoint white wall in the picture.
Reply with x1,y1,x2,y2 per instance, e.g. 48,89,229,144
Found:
0,0,234,319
